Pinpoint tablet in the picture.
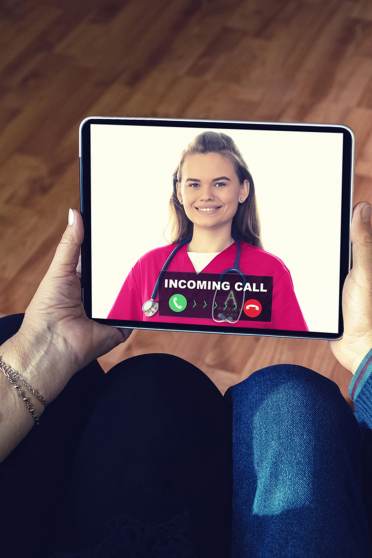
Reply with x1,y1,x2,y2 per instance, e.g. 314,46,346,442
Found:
79,117,353,340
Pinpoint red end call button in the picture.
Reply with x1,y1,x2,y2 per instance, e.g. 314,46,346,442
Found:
243,299,262,318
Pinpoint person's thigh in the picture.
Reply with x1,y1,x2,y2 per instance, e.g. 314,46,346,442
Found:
0,314,109,557
225,364,372,558
53,353,232,558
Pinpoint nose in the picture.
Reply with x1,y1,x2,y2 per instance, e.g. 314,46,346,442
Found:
198,183,215,200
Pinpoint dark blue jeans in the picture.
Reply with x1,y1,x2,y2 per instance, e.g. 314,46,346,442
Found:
1,313,371,557
228,362,372,557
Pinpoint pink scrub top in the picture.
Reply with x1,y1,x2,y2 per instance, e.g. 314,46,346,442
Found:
107,241,309,331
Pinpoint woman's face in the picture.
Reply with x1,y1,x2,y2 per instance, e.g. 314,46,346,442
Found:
176,152,249,232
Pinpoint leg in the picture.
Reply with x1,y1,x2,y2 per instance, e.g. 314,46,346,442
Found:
0,314,108,558
51,353,232,558
225,364,372,557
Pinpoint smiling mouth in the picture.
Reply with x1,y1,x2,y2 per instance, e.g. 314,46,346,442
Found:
195,206,222,213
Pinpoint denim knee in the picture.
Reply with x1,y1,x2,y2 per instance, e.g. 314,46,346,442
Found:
226,363,355,428
227,366,372,556
227,364,364,514
226,363,362,457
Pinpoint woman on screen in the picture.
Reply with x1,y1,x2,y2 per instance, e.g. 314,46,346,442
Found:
107,131,308,331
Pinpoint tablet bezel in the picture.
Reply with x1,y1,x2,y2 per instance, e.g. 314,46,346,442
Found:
79,116,354,341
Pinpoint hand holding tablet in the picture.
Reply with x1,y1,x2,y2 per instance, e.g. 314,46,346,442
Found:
3,208,130,405
329,201,372,374
2,116,365,411
0,156,370,465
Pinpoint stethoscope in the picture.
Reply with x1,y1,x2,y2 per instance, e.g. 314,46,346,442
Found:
142,239,247,323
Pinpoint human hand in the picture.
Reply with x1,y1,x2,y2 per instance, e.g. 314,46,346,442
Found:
14,208,132,399
329,201,372,374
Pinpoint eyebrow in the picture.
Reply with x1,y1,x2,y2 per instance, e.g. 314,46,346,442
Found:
185,176,231,182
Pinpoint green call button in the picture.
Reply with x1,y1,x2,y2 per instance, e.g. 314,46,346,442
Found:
169,293,187,313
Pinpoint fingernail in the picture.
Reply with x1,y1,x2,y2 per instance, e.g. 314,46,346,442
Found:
361,203,371,224
68,208,75,226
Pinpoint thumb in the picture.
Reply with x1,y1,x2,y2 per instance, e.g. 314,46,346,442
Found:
351,202,372,276
49,208,84,276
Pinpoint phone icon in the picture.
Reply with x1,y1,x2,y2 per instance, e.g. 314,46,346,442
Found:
244,299,262,318
169,293,187,313
174,298,183,310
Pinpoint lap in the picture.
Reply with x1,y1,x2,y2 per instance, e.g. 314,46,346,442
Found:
1,314,372,556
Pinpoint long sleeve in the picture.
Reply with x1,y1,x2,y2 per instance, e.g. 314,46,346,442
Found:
348,348,372,429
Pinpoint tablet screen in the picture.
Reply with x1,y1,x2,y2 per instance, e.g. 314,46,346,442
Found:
80,118,353,340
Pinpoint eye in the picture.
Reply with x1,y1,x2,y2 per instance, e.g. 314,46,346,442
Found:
215,181,227,188
188,182,200,188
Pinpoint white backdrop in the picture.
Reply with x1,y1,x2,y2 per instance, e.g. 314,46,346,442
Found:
90,123,345,333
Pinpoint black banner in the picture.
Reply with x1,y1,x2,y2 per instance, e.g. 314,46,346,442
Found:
158,271,273,321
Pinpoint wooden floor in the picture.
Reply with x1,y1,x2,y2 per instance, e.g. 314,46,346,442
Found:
0,0,371,399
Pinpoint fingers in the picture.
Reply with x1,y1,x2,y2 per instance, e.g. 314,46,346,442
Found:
50,209,83,276
351,202,372,274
